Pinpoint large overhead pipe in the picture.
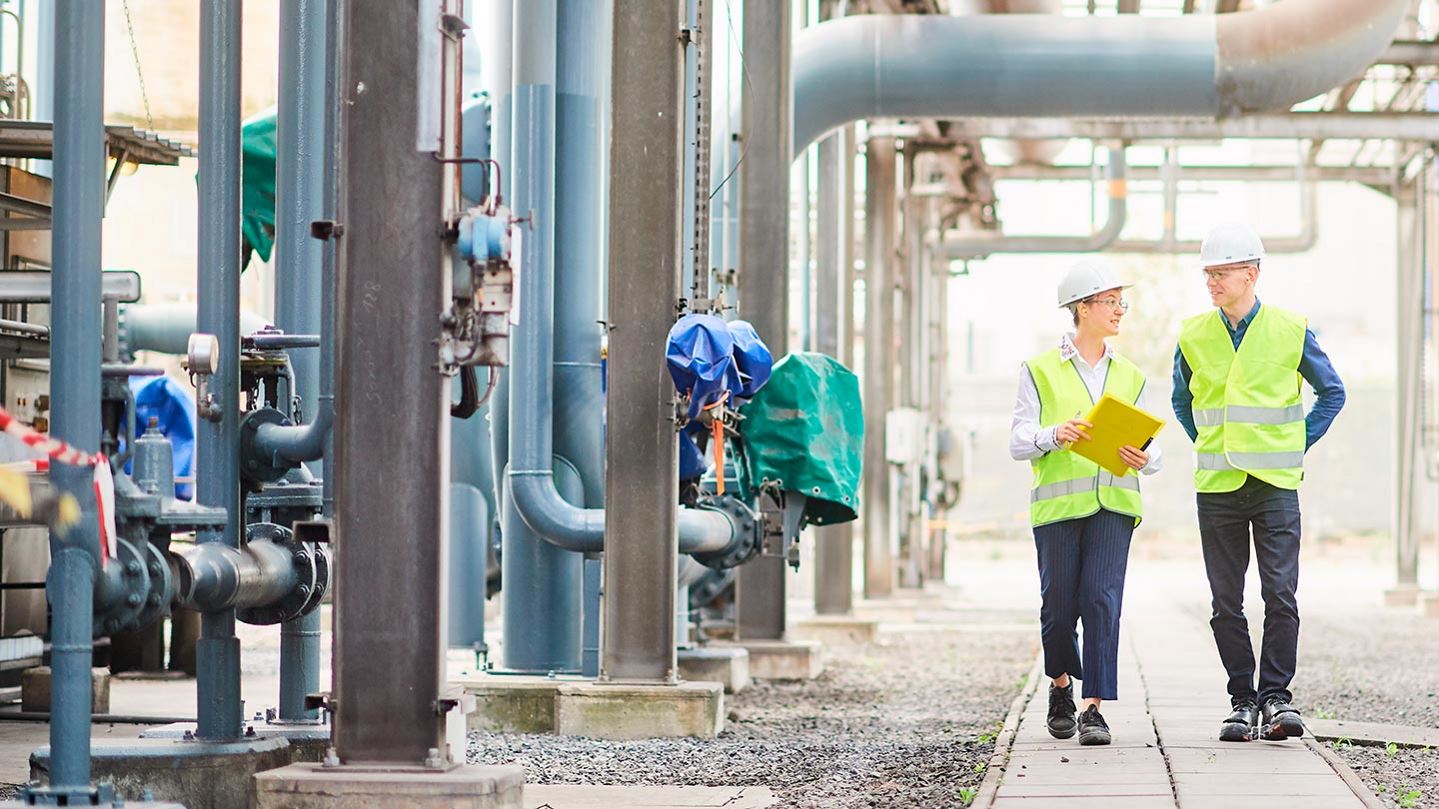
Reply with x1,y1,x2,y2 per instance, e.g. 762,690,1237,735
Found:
791,0,1408,154
196,0,245,743
43,2,105,797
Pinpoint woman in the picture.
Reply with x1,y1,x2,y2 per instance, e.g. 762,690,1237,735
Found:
1008,257,1162,746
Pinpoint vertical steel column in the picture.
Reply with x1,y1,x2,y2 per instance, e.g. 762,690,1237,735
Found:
926,228,949,583
1395,182,1422,592
602,0,685,682
503,0,583,674
334,0,448,763
275,0,329,725
196,0,244,742
734,0,792,642
45,2,104,791
862,137,896,599
813,122,852,615
898,162,928,589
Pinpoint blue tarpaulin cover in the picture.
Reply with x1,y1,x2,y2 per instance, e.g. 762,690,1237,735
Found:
127,375,197,500
667,315,775,480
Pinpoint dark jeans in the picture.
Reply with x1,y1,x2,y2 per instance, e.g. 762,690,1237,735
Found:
1033,508,1134,701
1197,475,1301,706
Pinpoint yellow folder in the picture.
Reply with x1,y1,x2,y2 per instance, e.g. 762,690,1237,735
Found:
1070,393,1166,477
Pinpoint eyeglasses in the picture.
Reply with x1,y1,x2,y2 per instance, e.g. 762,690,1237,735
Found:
1203,266,1249,282
1087,298,1129,312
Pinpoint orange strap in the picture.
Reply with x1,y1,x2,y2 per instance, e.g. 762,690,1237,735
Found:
702,394,729,495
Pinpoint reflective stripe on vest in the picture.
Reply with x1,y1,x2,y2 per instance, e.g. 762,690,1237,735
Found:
1031,470,1142,503
1179,305,1307,493
1025,348,1146,527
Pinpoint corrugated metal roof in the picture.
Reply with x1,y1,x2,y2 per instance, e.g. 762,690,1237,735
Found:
0,121,193,165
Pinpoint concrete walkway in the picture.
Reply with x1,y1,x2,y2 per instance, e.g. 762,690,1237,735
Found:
992,595,1372,808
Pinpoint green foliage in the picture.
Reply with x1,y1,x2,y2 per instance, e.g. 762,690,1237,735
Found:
1398,788,1422,809
959,787,978,806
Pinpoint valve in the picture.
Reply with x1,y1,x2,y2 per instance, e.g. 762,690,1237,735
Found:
441,203,517,371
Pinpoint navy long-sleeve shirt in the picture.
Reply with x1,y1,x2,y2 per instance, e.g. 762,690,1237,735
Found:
1171,300,1346,450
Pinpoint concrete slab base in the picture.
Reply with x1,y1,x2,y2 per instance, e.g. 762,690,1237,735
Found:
1383,584,1423,607
554,681,724,740
1419,592,1439,618
142,719,331,762
788,615,879,646
456,676,726,738
677,646,751,694
30,736,292,809
453,674,581,734
725,639,823,681
253,762,525,809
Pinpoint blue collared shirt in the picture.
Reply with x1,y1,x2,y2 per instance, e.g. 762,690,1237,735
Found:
1171,299,1346,450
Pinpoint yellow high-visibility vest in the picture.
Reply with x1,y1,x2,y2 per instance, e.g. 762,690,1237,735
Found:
1026,348,1144,527
1178,305,1307,493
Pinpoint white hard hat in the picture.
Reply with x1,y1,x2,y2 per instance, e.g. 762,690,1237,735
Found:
1057,258,1130,308
1199,222,1266,268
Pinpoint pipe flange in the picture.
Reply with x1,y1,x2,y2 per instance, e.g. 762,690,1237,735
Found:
130,540,175,629
297,541,331,616
96,537,153,636
237,522,318,626
688,495,760,571
239,408,294,485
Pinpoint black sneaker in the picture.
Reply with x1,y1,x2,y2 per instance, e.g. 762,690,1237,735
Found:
1046,683,1077,739
1260,698,1305,741
1077,705,1111,746
1219,700,1259,742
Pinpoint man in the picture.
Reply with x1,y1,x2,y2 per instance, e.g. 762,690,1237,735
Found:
1172,222,1346,743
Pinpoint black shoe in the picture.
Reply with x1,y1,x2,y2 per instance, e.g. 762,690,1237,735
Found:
1046,683,1077,739
1077,705,1112,746
1219,700,1259,742
1260,698,1305,741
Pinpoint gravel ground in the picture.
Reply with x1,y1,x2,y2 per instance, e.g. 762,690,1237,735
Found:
1297,604,1439,807
1325,745,1437,809
468,622,1037,808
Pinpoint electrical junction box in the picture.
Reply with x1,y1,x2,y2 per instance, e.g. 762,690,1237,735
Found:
885,408,925,466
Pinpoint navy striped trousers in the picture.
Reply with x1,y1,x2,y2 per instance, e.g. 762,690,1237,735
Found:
1033,508,1135,700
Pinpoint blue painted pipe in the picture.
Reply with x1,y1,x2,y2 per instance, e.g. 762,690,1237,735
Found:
47,2,104,790
502,0,582,674
197,0,245,742
251,0,337,472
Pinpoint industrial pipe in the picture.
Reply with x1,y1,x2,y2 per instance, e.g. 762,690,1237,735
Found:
252,0,336,472
1109,162,1318,254
172,541,300,613
44,1,106,797
506,0,739,558
196,0,245,742
791,0,1408,153
937,145,1127,258
120,303,270,356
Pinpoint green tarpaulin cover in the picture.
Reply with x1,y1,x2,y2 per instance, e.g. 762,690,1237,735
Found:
739,352,864,525
240,109,277,268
